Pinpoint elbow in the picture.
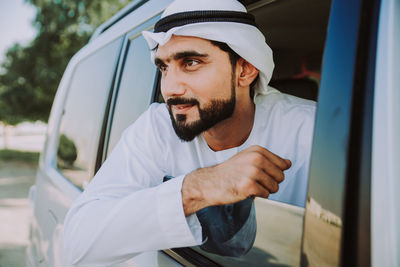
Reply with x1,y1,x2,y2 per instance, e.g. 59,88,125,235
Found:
63,208,94,266
63,221,85,266
63,223,99,266
63,243,80,266
63,207,116,266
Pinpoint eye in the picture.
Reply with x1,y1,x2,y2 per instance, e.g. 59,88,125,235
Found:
158,64,168,73
183,59,200,69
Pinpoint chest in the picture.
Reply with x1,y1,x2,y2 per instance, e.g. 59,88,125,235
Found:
164,131,297,177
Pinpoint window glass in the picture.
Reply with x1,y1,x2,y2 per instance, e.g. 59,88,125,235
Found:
57,37,123,190
106,35,157,155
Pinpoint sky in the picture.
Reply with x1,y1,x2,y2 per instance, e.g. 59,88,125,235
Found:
0,0,37,64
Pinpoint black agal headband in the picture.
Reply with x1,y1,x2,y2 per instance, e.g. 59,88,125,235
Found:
154,10,257,33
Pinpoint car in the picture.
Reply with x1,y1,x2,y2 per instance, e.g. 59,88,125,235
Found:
26,0,399,266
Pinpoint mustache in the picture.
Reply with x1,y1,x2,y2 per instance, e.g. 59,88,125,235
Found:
167,97,199,106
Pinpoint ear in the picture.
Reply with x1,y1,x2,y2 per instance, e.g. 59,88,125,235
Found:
237,58,259,88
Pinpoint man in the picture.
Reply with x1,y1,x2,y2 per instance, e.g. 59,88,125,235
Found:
64,0,315,265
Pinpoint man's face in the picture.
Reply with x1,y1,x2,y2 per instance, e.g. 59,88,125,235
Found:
155,36,237,142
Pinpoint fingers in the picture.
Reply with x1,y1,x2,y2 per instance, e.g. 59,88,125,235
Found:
256,158,285,183
257,174,279,194
246,145,292,171
241,146,290,184
249,182,271,199
252,165,280,192
238,146,290,198
247,179,280,199
210,146,292,203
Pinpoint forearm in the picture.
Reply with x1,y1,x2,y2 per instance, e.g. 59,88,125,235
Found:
182,167,258,258
64,176,201,266
182,166,227,216
182,168,209,216
181,145,292,216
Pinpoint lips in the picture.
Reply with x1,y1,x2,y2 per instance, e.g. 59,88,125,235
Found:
167,98,199,114
173,104,195,112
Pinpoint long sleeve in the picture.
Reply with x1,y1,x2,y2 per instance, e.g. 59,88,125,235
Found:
63,105,202,266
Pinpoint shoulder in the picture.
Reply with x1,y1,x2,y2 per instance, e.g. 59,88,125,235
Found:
255,87,316,125
254,87,316,152
256,87,316,112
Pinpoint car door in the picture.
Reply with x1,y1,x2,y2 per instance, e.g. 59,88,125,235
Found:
29,36,124,267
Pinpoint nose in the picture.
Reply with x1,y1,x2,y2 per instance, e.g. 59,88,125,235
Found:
161,67,186,98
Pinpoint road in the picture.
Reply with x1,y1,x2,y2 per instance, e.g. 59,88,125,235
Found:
0,161,37,267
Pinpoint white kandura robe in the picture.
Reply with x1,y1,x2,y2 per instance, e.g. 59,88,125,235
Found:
63,90,316,266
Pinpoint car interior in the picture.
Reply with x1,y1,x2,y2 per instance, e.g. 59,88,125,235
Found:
245,0,332,101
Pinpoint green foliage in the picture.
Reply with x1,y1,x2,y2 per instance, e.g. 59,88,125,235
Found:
57,134,77,167
0,0,131,124
0,149,40,164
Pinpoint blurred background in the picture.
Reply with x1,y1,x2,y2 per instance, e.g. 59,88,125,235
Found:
0,0,131,265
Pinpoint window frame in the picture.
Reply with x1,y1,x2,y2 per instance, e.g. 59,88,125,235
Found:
98,14,162,167
96,34,130,170
339,0,380,265
54,37,125,190
301,0,380,266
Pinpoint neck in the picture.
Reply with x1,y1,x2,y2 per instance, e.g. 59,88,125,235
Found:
202,98,255,151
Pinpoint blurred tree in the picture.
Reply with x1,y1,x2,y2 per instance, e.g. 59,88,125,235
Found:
0,0,131,125
57,134,77,167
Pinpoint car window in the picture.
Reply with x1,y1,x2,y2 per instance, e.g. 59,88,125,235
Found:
302,0,379,265
56,37,123,190
104,16,160,157
157,0,332,266
106,36,157,155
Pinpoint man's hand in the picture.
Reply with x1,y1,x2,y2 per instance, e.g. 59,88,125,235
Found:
181,145,291,216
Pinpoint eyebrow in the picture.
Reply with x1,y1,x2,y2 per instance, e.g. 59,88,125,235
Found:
154,50,209,67
173,51,209,60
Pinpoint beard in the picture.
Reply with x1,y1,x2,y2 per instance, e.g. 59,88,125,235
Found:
167,83,236,142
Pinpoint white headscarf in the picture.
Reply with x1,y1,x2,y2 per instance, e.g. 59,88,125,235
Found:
142,0,274,96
